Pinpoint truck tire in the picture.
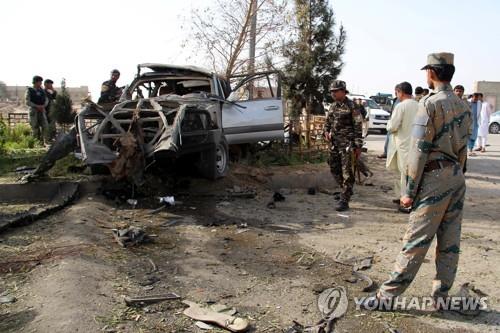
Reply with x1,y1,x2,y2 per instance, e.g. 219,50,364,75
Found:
199,138,229,180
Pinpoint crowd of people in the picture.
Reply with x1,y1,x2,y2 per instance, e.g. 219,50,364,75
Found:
25,69,123,145
24,76,58,144
323,52,474,311
377,82,493,213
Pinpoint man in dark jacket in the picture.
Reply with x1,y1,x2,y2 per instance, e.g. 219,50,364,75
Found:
25,76,49,143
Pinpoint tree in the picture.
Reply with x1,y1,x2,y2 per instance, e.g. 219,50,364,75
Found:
49,79,75,126
283,0,346,147
184,0,291,77
0,81,7,100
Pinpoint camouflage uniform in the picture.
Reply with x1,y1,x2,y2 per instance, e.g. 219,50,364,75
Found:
379,53,471,300
25,86,49,142
98,79,122,104
324,84,363,205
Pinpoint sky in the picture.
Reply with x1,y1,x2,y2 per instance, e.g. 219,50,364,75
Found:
1,0,498,98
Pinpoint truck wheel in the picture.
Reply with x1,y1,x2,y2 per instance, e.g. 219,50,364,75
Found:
199,138,229,180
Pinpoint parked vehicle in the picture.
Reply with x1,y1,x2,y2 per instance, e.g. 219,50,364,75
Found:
489,111,500,134
348,96,390,134
77,64,284,180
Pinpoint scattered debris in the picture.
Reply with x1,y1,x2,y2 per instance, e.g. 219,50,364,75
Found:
112,226,149,247
182,300,249,332
0,182,79,232
336,214,349,219
383,322,400,333
15,166,35,174
237,223,248,229
124,292,181,306
196,321,215,330
139,276,160,286
0,295,16,304
267,201,276,209
159,196,175,206
126,199,138,208
454,282,488,316
307,187,316,195
352,271,375,292
380,185,392,192
236,229,249,234
273,192,286,202
279,188,292,195
353,257,373,271
147,258,158,273
227,186,257,199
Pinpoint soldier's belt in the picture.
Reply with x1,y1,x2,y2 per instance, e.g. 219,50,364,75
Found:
423,160,455,173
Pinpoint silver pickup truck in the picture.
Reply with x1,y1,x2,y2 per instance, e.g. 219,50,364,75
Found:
77,64,284,180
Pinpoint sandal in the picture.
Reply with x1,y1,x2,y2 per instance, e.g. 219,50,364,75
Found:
183,300,249,332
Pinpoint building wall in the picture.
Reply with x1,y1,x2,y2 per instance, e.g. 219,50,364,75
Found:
474,81,500,111
4,85,89,105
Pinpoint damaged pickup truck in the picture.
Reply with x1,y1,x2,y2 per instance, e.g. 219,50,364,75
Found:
77,64,284,183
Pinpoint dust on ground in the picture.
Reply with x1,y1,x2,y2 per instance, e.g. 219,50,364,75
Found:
0,135,499,332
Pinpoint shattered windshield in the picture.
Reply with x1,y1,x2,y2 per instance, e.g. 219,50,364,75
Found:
129,77,213,100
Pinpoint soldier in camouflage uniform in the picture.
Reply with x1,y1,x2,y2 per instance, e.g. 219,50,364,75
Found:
98,69,122,104
363,53,472,310
323,80,363,211
25,76,49,143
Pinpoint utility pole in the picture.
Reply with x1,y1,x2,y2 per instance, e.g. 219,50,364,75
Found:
248,0,257,99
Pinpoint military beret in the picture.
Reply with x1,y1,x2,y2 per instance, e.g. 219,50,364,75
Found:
421,52,454,70
44,79,53,84
32,75,43,84
330,80,346,91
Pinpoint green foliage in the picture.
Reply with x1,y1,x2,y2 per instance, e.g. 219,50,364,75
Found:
49,87,75,124
0,123,42,153
0,119,7,153
283,0,346,117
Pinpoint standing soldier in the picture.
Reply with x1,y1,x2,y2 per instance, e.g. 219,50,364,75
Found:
98,69,122,104
25,76,49,143
44,79,57,140
364,53,471,310
323,80,363,211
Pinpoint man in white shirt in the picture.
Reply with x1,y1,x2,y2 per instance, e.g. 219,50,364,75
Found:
476,93,493,152
386,82,419,212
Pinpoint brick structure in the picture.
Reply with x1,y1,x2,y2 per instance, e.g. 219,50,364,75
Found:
473,81,500,111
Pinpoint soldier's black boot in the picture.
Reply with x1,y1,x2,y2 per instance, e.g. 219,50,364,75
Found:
335,200,349,211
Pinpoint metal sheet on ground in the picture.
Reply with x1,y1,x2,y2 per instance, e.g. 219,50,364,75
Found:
0,182,79,231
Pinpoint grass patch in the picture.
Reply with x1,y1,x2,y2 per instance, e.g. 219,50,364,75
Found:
0,122,43,153
0,153,45,175
247,144,328,167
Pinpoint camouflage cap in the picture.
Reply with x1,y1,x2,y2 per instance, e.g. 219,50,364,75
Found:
421,52,454,70
330,80,346,91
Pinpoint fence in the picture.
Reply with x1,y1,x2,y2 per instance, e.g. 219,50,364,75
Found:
7,113,29,128
285,114,329,152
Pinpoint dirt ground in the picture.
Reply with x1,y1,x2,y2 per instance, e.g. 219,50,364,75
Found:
0,134,499,333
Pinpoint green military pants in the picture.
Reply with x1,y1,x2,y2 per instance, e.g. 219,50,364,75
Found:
379,163,465,299
328,146,354,202
29,109,49,142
